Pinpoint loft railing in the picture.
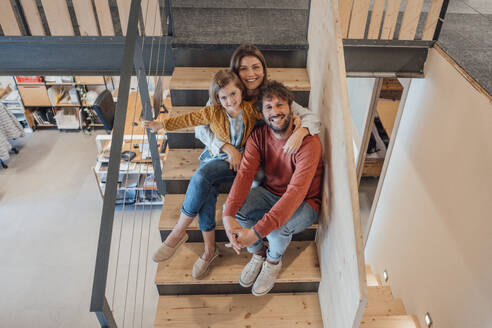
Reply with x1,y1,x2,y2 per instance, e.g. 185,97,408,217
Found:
340,0,449,41
89,0,167,326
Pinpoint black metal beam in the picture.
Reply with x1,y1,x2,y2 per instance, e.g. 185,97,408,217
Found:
343,39,433,77
0,36,174,75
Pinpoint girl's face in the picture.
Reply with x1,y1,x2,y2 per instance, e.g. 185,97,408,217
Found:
238,56,265,91
217,82,242,117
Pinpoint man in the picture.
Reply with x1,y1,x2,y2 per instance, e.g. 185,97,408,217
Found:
222,81,323,296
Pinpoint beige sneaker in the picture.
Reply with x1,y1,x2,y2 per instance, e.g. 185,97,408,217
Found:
152,233,189,263
239,254,266,287
192,247,220,280
252,260,282,296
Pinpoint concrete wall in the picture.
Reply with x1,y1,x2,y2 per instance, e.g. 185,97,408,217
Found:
307,0,367,327
365,48,492,328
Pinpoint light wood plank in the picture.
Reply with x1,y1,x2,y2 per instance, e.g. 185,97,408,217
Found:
159,194,228,230
171,67,310,91
380,0,401,39
376,99,399,136
155,241,320,285
162,148,201,180
307,0,368,327
0,0,21,35
72,0,99,36
116,0,131,35
368,286,393,301
141,0,161,36
398,0,425,40
348,0,371,39
360,315,420,328
40,0,74,35
19,0,44,35
422,0,444,40
339,0,354,38
155,293,323,328
94,0,115,36
367,0,386,39
364,298,407,316
366,271,381,286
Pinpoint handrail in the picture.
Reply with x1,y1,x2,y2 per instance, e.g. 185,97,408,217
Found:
89,0,143,326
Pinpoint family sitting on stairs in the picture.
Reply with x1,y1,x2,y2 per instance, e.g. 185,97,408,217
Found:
143,44,323,296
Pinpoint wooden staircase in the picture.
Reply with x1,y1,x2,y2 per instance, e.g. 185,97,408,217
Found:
152,67,421,327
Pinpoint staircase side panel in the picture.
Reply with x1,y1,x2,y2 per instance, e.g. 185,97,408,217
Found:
307,0,368,327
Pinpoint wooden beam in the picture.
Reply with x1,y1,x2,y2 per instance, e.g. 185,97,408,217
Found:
0,0,22,35
19,0,44,35
380,0,401,39
422,0,444,40
367,0,386,39
398,0,425,40
308,0,367,327
339,0,355,38
94,0,115,36
72,0,99,36
348,0,371,39
40,0,74,35
141,0,161,36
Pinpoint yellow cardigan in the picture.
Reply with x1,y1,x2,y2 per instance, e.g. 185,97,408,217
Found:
161,101,263,155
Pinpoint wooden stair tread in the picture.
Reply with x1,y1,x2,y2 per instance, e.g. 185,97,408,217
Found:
155,241,320,285
364,298,407,316
162,149,202,180
159,194,319,231
360,315,420,328
366,271,382,286
171,67,311,91
154,293,323,328
367,286,393,301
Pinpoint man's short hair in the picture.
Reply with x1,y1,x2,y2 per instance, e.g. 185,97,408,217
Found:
256,80,294,112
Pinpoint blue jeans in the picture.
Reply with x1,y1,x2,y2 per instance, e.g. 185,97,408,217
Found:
181,152,236,232
235,186,318,262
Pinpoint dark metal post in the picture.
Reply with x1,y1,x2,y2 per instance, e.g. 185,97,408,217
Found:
90,0,142,326
432,0,450,41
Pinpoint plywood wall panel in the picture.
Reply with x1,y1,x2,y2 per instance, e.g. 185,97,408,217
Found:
422,0,444,40
94,0,115,36
348,0,371,39
141,0,161,36
19,0,44,35
40,0,74,35
117,0,131,35
0,0,22,35
380,0,401,39
72,0,99,36
339,0,354,38
398,0,425,40
307,0,367,327
367,0,386,39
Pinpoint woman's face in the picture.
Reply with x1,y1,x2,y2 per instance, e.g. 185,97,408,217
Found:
217,82,242,117
238,56,265,91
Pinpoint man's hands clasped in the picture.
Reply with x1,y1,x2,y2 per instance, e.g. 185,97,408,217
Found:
222,215,261,254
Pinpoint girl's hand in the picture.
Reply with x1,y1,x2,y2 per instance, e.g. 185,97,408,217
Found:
292,114,302,132
221,143,242,172
142,120,163,133
284,127,309,154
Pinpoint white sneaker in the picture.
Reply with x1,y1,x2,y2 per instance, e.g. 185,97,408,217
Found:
239,254,266,287
252,260,282,296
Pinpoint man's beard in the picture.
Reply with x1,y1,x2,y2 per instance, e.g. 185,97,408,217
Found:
266,110,293,134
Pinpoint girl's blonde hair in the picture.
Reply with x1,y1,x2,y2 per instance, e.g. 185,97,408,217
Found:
209,69,245,106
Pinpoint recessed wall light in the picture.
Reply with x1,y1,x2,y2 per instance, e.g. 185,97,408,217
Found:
383,270,388,282
425,312,433,327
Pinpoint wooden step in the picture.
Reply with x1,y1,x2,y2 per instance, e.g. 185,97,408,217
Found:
367,286,393,301
366,271,382,286
364,298,407,316
155,241,320,295
360,315,420,328
159,194,318,242
171,67,310,91
154,293,323,327
170,67,310,107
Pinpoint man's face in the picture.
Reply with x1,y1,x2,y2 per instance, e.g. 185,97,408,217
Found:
262,95,292,134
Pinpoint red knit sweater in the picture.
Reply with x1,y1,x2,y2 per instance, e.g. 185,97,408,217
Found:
223,125,323,237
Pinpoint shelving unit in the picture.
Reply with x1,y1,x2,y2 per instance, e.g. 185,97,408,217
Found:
93,134,168,206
